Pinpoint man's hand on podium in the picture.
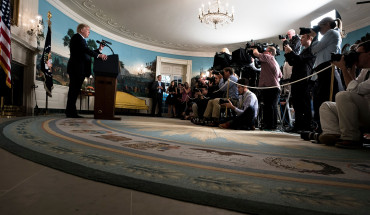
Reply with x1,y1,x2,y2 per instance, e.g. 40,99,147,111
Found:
99,54,108,61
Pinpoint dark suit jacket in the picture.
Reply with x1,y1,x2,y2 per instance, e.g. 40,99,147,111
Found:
67,33,100,78
151,81,165,97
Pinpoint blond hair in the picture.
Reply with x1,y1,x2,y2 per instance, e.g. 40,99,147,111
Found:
319,17,345,38
77,23,89,33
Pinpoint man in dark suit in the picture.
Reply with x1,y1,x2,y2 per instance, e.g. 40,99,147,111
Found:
66,23,108,118
151,75,165,117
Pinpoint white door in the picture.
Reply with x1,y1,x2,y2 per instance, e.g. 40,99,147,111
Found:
161,63,185,115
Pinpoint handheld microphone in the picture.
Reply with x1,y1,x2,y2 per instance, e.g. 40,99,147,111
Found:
97,39,112,46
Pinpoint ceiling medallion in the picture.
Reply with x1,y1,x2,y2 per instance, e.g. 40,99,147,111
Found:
198,0,234,29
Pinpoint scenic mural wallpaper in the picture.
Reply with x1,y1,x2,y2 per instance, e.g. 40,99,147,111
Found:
36,0,213,98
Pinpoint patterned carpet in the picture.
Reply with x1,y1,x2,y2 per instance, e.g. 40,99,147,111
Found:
1,115,370,215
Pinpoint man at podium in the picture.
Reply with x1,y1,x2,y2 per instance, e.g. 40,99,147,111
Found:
65,23,108,118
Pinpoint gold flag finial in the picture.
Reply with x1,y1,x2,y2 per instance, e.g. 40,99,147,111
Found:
47,11,52,26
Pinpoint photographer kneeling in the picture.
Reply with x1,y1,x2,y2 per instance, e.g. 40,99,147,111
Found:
319,40,370,149
219,78,258,130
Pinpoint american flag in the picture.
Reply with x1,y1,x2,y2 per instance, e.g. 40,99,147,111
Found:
0,0,11,88
41,23,53,97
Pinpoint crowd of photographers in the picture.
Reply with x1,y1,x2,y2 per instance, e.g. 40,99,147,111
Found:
159,66,258,131
151,16,369,149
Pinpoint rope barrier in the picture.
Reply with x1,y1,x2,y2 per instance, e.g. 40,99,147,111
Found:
229,64,332,89
180,64,333,101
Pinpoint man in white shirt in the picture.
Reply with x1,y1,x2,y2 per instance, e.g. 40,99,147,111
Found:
319,40,370,148
219,78,258,130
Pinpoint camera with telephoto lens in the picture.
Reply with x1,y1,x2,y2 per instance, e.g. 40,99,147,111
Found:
300,131,320,141
331,50,359,68
299,25,321,35
206,76,216,84
279,34,288,40
219,99,229,105
283,40,289,47
281,35,300,48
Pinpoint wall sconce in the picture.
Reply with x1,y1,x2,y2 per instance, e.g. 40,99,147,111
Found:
27,15,45,45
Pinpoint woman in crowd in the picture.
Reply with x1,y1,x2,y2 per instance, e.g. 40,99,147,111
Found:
179,82,192,119
166,80,177,117
309,17,345,133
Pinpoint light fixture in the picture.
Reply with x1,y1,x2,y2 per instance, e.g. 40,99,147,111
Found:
27,15,45,45
198,0,234,29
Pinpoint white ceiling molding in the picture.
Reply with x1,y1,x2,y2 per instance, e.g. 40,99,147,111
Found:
47,0,370,57
344,16,370,34
47,0,215,57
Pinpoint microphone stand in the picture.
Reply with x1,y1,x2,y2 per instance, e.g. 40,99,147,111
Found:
105,44,114,55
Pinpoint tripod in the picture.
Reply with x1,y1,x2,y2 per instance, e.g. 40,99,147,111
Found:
277,90,295,131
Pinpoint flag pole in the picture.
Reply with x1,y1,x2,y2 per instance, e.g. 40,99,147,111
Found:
44,11,52,115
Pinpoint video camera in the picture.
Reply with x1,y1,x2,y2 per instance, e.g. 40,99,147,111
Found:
331,50,359,68
245,40,281,56
245,41,267,54
212,52,232,71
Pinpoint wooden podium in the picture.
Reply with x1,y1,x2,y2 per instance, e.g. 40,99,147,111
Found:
93,54,121,120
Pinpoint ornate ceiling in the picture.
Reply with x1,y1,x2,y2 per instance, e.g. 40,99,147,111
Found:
52,0,370,56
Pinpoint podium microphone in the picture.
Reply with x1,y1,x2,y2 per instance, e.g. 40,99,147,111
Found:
97,40,114,54
97,40,112,45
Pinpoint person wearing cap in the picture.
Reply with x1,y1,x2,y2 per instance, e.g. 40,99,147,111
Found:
308,17,345,132
284,33,316,132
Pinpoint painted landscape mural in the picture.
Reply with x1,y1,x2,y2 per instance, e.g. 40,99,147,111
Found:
36,0,213,98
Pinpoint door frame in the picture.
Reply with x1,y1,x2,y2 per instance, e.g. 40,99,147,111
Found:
156,56,192,84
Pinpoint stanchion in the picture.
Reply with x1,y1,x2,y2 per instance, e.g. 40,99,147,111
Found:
1,97,3,116
329,64,335,101
45,93,49,115
225,80,230,118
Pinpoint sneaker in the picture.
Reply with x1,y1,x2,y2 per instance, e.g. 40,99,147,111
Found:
318,134,340,146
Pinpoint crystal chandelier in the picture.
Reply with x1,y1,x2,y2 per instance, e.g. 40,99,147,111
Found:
198,0,234,29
